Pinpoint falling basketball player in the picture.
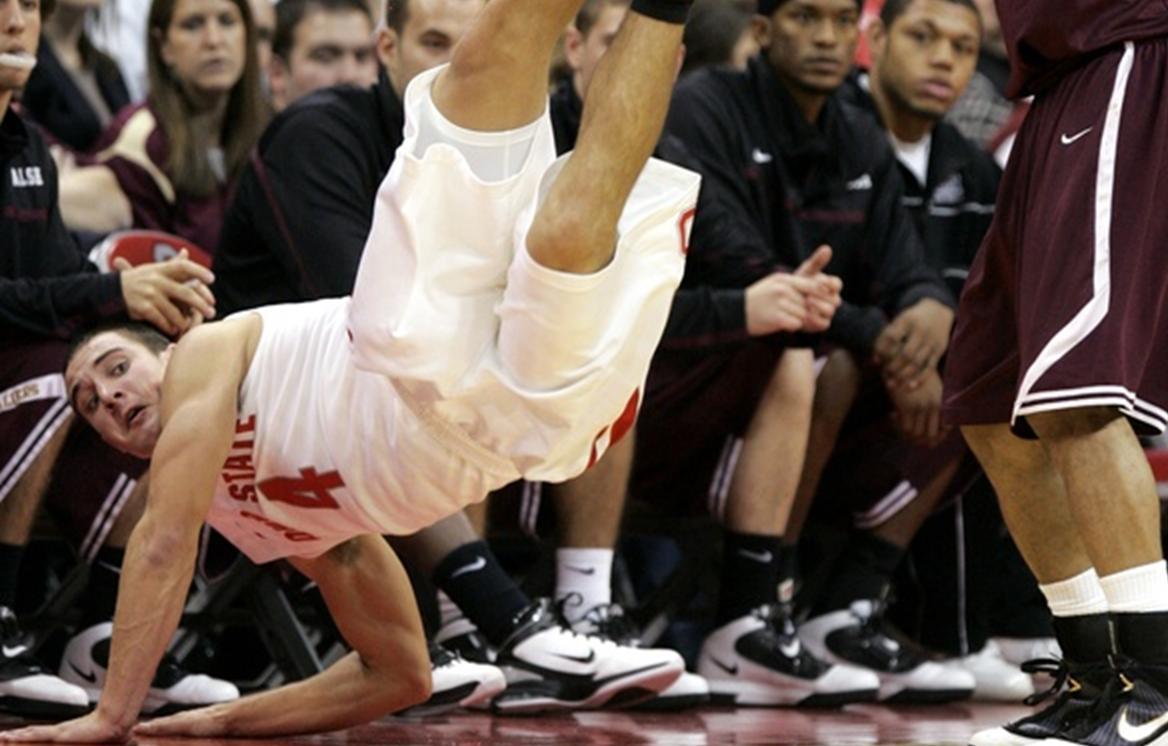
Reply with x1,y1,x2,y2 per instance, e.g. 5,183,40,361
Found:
946,2,1168,745
0,0,754,738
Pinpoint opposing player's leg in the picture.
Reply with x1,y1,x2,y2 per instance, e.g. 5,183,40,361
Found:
964,423,1110,746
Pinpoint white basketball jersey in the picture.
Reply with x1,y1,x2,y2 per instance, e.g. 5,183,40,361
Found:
204,299,505,564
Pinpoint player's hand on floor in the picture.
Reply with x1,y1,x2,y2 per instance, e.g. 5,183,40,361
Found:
874,298,954,389
0,711,129,743
887,368,948,446
132,702,231,739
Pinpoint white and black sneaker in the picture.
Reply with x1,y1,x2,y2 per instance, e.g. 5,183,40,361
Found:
800,599,975,704
491,599,682,714
59,621,239,715
398,640,506,717
572,602,709,711
698,603,880,707
969,658,1111,746
1042,657,1168,746
0,606,89,719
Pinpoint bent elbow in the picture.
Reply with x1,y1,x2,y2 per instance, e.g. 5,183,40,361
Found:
402,657,432,708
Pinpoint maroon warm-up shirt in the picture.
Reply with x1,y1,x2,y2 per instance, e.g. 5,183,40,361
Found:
998,0,1168,96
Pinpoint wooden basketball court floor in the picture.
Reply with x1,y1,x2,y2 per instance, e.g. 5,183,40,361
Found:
2,703,1031,745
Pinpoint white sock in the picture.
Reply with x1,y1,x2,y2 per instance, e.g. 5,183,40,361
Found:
1040,568,1109,617
1100,560,1168,613
555,548,613,624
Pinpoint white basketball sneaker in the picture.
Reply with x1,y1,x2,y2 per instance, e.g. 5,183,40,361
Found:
800,599,975,703
698,603,880,707
491,600,682,714
59,621,239,714
0,606,89,718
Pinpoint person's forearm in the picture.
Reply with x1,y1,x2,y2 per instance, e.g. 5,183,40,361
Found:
96,513,201,731
203,651,425,737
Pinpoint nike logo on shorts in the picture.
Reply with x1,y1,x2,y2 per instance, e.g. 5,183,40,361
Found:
1060,127,1093,145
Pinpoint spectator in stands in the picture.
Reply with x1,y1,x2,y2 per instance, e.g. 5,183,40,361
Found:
249,0,274,90
680,0,759,75
267,0,377,112
943,0,1017,160
58,0,269,251
20,0,131,153
661,0,973,704
802,0,1038,702
0,0,230,717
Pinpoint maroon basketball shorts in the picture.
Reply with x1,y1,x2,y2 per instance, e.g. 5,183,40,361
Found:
1,339,147,559
629,340,786,517
944,38,1168,436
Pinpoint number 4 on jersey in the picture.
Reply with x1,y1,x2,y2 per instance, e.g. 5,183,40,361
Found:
258,468,345,509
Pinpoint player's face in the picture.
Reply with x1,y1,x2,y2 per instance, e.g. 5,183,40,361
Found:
764,0,860,96
272,8,376,109
872,0,980,120
66,332,172,459
379,0,482,97
158,0,248,103
0,0,41,98
565,3,626,99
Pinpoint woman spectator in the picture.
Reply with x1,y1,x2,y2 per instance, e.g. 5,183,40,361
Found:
22,0,132,153
59,0,268,251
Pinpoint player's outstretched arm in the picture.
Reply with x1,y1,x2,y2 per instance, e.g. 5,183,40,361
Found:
0,322,254,744
133,534,431,738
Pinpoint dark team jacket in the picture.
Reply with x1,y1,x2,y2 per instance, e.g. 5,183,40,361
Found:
839,74,1001,298
999,0,1168,97
662,56,954,358
214,70,405,315
0,107,122,343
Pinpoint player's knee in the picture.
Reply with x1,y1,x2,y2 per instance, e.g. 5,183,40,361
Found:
526,210,615,273
1028,406,1125,441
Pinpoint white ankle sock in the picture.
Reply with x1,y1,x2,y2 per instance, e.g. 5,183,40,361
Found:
1100,560,1168,613
555,548,613,623
1040,568,1109,617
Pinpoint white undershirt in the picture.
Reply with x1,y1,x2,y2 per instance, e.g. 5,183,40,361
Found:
890,131,932,187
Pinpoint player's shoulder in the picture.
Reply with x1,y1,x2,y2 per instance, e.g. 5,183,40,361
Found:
173,314,263,381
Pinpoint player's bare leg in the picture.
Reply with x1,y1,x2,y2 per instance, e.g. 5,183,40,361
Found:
962,423,1090,583
787,349,863,541
431,0,585,132
1028,408,1161,576
526,9,686,274
723,350,815,537
551,435,633,624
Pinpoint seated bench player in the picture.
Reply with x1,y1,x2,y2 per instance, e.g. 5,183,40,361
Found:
0,0,700,739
